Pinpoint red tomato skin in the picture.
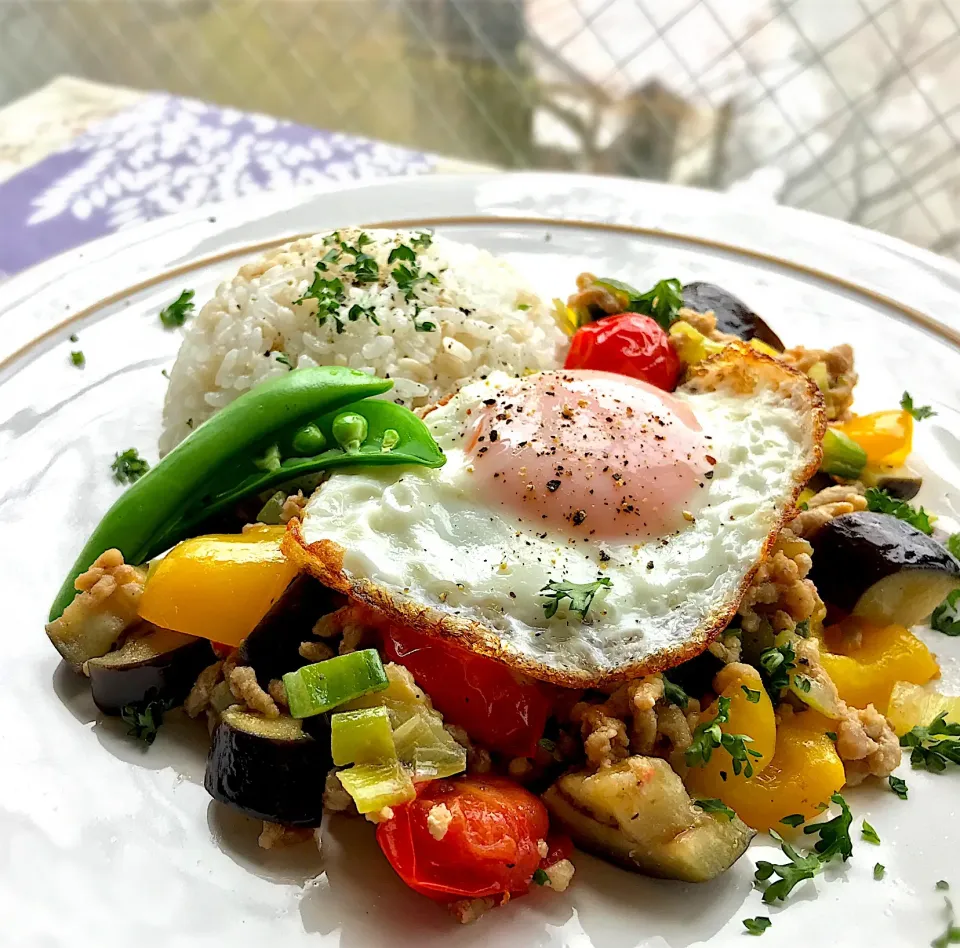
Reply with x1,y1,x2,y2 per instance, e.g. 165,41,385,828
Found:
381,625,552,757
376,776,550,901
563,313,681,390
541,834,573,868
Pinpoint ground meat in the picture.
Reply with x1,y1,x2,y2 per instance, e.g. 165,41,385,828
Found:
708,633,742,664
448,897,496,925
738,529,825,634
184,661,224,718
426,803,453,840
323,770,358,815
299,640,335,663
268,678,288,708
541,858,576,893
312,607,351,638
339,622,367,655
364,806,395,824
566,271,624,317
228,665,280,718
790,483,867,540
575,707,630,770
280,490,308,524
257,821,318,850
45,549,147,661
780,344,857,421
836,703,902,785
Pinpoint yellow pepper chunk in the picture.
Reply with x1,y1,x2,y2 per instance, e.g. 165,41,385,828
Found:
669,321,725,365
686,665,776,801
886,682,960,737
138,526,297,647
836,409,913,467
819,618,939,713
692,710,845,832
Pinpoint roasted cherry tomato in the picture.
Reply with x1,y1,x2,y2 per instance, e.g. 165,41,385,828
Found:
564,313,682,390
376,776,550,901
381,624,552,757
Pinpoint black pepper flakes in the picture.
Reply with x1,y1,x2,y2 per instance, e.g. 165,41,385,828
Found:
546,479,561,492
572,509,586,526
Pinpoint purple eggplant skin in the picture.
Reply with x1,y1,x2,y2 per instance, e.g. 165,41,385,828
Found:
682,282,785,352
87,626,215,715
239,575,346,688
205,709,331,826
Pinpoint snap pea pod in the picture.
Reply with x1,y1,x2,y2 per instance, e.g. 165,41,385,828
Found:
148,397,446,557
49,367,441,621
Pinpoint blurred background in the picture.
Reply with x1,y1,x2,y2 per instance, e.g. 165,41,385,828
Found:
1,0,958,259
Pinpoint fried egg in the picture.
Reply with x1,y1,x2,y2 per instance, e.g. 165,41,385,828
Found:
286,346,825,687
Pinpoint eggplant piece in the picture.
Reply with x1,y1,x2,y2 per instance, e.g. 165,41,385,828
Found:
860,464,923,501
810,511,960,627
543,757,754,883
239,575,345,687
87,626,215,715
682,281,784,352
205,708,331,826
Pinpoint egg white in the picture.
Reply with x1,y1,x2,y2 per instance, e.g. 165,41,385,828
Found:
288,348,824,686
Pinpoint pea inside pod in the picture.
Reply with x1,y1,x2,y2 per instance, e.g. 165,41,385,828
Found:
49,367,445,622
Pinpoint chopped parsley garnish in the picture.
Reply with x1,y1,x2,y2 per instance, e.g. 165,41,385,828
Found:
948,533,960,560
275,353,293,368
120,699,169,744
825,731,838,741
861,820,881,844
531,868,549,886
348,303,380,326
111,448,149,484
517,303,531,311
295,269,346,332
387,244,417,264
939,882,951,891
70,350,85,367
540,577,612,620
888,775,909,799
694,798,736,821
742,685,761,704
537,737,556,754
901,713,960,772
414,319,437,332
663,677,690,710
901,391,936,420
780,814,805,828
742,917,771,936
865,486,934,535
392,260,437,301
794,675,813,694
932,590,960,637
932,899,960,948
685,696,763,777
411,231,433,250
159,289,195,329
754,794,853,904
595,276,684,330
758,640,797,699
874,863,886,880
69,333,79,342
342,251,379,284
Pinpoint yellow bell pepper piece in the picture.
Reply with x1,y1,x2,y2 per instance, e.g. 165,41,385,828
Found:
886,682,960,737
819,618,939,713
836,409,913,467
749,337,782,359
669,321,725,365
686,665,776,802
691,710,845,832
138,525,297,647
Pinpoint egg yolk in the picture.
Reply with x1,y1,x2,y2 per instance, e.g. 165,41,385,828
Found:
466,370,713,542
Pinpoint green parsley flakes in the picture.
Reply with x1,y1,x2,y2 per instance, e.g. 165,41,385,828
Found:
932,590,960,637
874,863,885,880
120,698,170,744
532,868,549,886
779,814,805,828
861,820,881,845
901,391,936,420
888,775,909,799
758,640,797,699
694,799,736,821
938,881,951,891
69,350,85,367
685,696,763,777
743,917,771,936
111,448,149,484
663,677,690,710
742,685,762,704
294,269,346,332
865,487,934,535
932,898,960,948
540,578,612,620
159,289,195,329
901,713,960,772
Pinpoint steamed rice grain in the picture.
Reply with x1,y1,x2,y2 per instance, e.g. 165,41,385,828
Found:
160,229,567,453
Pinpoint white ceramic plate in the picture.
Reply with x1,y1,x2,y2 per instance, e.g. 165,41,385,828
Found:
3,173,960,948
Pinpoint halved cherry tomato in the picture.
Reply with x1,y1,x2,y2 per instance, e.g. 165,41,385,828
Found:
381,625,552,757
376,776,549,901
564,313,681,390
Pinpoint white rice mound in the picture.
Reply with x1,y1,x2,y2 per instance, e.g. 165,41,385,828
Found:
160,228,568,453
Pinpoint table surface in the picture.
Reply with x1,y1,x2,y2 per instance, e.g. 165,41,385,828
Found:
0,76,487,280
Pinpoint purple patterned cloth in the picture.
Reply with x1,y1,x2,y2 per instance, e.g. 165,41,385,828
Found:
0,93,435,277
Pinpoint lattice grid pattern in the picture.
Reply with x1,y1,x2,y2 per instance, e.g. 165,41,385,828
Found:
1,0,957,257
